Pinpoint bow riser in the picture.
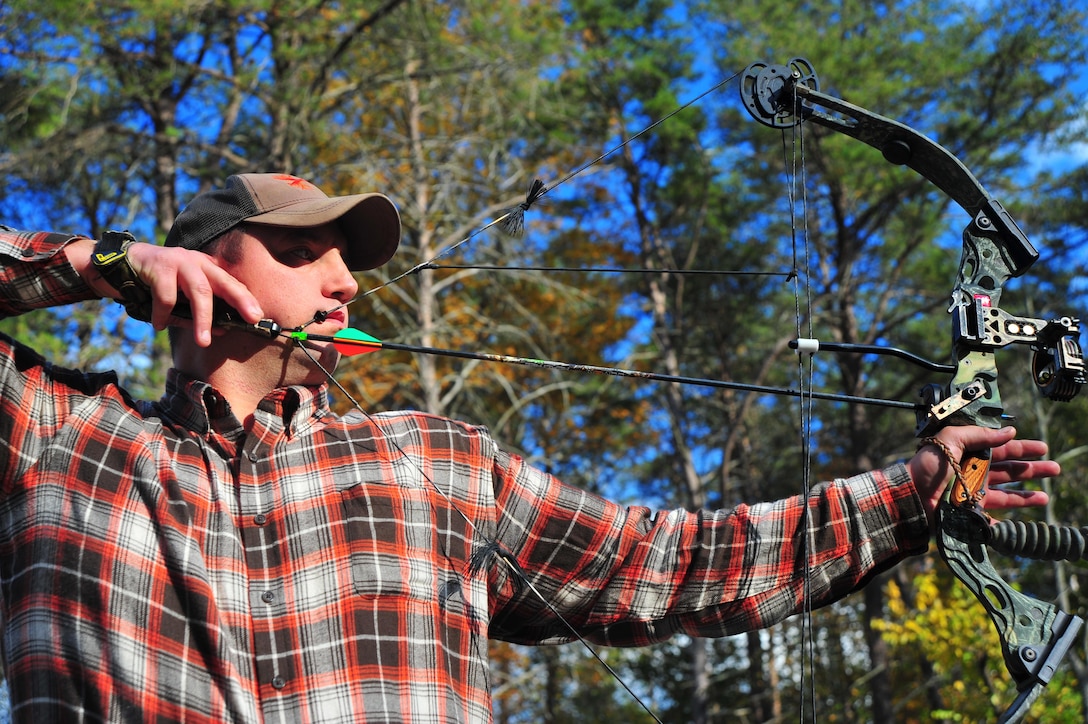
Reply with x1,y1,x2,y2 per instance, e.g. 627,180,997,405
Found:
917,222,1019,441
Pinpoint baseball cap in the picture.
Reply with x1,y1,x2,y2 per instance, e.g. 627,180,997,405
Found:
164,173,401,270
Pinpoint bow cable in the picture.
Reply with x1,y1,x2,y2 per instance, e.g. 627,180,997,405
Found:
783,83,819,724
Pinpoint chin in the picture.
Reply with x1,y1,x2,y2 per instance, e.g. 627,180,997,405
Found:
291,346,341,385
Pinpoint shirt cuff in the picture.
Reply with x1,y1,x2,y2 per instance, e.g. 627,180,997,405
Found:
863,461,932,559
0,227,98,313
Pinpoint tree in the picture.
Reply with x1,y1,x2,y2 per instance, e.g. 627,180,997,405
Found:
3,0,1088,720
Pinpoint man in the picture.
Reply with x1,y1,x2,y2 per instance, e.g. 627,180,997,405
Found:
0,173,1056,722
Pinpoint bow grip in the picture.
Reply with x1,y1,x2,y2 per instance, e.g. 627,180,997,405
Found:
948,448,991,508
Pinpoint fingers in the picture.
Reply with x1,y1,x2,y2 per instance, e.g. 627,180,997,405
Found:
961,433,1057,516
986,457,1060,484
126,243,264,346
935,426,1059,486
928,427,1055,473
981,487,1050,510
910,425,1059,525
989,438,1050,463
932,424,1018,459
147,262,181,332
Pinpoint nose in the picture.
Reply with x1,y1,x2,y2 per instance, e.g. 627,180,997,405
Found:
324,248,359,301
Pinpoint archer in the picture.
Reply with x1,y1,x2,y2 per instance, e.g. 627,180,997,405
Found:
0,172,1054,722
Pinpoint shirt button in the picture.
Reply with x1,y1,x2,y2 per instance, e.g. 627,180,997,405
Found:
261,590,275,604
254,513,268,526
247,450,259,462
271,676,286,689
21,248,34,257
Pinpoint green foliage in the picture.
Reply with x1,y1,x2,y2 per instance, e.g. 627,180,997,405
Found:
879,560,1085,722
2,0,1088,721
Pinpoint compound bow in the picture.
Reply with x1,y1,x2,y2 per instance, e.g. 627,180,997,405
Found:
741,57,1087,722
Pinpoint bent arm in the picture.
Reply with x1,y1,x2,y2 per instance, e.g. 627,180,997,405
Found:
0,227,104,317
1,225,263,345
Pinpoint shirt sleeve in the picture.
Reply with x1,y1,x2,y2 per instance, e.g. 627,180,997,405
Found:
0,225,98,318
489,451,929,646
0,226,121,490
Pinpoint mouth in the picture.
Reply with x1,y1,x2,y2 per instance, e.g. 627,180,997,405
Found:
320,308,348,327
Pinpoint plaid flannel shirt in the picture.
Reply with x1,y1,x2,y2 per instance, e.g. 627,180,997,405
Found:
0,227,931,722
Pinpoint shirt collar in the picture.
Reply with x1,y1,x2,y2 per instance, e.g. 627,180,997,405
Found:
160,368,330,437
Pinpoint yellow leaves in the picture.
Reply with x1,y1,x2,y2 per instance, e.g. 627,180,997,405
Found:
876,558,1084,722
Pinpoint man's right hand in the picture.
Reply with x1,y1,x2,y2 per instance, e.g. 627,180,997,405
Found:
69,238,264,347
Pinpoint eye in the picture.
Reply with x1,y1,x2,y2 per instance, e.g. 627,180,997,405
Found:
281,246,318,264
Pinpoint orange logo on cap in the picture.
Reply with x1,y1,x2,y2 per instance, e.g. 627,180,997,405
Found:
273,174,316,189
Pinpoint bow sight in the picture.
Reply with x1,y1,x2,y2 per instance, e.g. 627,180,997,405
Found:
742,58,1088,722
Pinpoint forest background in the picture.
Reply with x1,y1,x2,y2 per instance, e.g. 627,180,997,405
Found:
3,0,1088,722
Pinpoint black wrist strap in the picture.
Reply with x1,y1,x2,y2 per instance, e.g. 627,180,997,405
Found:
92,230,153,322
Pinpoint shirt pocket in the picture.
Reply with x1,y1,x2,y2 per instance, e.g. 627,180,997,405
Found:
340,481,440,600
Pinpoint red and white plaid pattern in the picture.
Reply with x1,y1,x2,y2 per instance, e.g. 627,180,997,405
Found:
0,226,931,722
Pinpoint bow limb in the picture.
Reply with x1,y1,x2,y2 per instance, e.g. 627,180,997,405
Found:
743,58,1087,722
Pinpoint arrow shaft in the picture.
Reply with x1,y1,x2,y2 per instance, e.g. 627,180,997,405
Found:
297,330,918,411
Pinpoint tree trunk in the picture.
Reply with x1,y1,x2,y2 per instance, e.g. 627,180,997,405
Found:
689,637,709,724
863,576,894,723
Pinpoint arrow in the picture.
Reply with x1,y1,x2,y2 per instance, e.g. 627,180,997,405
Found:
289,327,384,356
286,327,919,411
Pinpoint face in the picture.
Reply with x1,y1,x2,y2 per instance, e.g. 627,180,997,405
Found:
212,222,360,384
229,222,358,326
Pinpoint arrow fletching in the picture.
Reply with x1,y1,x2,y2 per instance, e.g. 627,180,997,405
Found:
332,328,383,356
288,328,383,356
